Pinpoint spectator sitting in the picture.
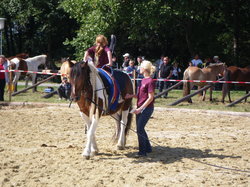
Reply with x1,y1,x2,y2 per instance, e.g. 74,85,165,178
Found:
58,77,71,100
126,60,136,78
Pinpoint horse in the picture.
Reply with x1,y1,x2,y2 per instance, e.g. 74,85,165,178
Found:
59,58,77,81
183,63,226,103
222,66,250,103
9,54,47,92
69,61,133,159
7,53,29,60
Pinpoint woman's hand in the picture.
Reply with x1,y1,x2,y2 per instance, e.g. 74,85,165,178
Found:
125,94,136,99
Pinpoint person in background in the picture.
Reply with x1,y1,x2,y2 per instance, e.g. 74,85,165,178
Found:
191,54,203,68
171,61,182,80
112,55,119,69
126,60,136,78
122,53,130,70
136,56,143,66
0,55,7,101
125,60,156,157
203,57,212,67
154,55,164,83
155,55,164,74
83,35,112,68
212,56,223,90
158,56,173,98
212,56,222,64
58,77,71,100
135,56,144,91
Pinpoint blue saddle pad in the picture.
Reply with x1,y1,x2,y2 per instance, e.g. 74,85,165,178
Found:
97,68,120,111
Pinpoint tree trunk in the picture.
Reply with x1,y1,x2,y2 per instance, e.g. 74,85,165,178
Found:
184,20,194,57
232,0,240,66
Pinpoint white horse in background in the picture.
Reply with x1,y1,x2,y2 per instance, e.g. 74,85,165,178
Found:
10,54,47,92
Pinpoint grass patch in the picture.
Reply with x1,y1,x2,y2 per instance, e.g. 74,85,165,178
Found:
155,89,250,112
4,84,68,104
4,85,250,112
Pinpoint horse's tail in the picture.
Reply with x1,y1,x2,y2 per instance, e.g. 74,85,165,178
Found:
222,68,230,103
183,70,190,96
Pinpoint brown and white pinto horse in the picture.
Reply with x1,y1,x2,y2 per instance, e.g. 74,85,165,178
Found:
9,54,47,92
183,63,226,103
69,61,133,159
7,53,29,60
222,66,250,103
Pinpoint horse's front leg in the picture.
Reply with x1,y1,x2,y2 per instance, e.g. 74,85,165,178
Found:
82,115,99,159
209,86,213,101
202,88,206,101
80,112,99,158
31,74,37,92
13,72,21,92
117,110,129,150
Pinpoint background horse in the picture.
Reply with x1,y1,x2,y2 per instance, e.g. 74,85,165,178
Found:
10,54,47,92
59,58,76,81
183,63,226,103
222,66,250,103
7,53,29,60
70,61,133,159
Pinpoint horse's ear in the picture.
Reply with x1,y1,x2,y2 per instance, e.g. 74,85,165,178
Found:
80,60,88,68
69,59,74,67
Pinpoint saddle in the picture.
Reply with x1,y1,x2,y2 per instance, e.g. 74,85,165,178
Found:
97,68,120,112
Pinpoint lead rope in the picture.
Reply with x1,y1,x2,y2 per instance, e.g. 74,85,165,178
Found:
74,97,249,174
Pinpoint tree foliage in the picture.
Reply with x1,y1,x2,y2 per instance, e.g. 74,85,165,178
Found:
1,0,250,67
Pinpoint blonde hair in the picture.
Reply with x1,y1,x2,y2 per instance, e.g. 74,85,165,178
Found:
95,35,108,57
140,60,155,75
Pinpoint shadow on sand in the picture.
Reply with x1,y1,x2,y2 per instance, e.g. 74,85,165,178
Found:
125,146,241,165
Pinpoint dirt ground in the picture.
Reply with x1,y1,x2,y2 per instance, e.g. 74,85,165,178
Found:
0,104,249,187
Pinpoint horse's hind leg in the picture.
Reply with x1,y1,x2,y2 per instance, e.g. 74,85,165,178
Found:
113,111,121,141
117,109,129,150
221,83,228,103
245,90,249,102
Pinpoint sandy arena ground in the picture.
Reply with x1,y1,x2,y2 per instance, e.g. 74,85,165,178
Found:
0,104,249,186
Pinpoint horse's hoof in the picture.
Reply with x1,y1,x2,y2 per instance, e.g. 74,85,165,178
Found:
84,156,90,160
117,146,124,150
90,151,98,156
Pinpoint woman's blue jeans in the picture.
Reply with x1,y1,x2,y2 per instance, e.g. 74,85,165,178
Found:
136,107,154,155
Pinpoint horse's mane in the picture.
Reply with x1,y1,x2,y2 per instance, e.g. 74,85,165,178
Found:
26,54,47,62
206,63,224,68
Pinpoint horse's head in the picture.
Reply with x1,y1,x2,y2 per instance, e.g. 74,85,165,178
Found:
60,57,75,81
69,61,91,101
207,63,227,76
218,63,227,76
